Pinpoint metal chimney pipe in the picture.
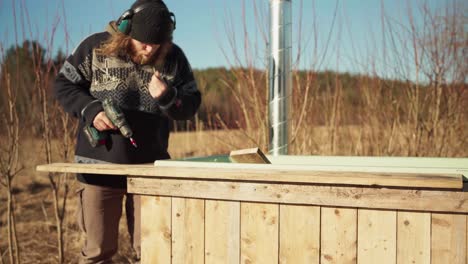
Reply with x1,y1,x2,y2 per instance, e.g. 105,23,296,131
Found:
268,0,292,155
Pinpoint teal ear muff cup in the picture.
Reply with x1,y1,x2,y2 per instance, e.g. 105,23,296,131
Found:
116,9,134,35
118,19,131,34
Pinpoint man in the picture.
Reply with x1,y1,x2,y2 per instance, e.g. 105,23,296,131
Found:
54,0,201,262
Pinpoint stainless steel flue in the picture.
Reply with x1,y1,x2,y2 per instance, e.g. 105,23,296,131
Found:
268,0,292,155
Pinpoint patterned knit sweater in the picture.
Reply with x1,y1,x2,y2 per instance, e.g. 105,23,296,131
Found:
54,31,201,188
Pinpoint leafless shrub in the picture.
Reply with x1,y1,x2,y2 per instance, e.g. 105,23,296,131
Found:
0,47,22,264
0,1,77,262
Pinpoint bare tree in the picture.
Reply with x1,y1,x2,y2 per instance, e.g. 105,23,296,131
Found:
0,69,22,264
33,41,68,264
23,0,74,259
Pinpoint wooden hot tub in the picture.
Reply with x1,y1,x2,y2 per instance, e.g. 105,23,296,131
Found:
38,155,468,263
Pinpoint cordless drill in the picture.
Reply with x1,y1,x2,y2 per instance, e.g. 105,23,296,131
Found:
83,98,137,148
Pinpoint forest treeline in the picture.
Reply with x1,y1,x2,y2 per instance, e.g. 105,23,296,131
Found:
0,40,466,156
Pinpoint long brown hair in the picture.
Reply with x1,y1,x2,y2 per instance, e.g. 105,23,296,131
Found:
97,27,172,68
97,32,132,57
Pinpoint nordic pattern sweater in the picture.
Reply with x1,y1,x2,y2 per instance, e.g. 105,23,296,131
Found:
54,31,201,188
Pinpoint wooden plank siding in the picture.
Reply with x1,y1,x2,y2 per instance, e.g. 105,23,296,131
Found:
139,198,468,264
357,209,397,264
431,213,467,264
279,205,320,264
205,200,240,264
171,198,205,264
140,196,172,263
321,207,357,264
397,211,431,264
240,202,279,264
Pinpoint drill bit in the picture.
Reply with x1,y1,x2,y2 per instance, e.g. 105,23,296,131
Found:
129,137,138,148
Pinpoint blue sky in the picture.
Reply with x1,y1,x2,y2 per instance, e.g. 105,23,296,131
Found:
0,0,462,78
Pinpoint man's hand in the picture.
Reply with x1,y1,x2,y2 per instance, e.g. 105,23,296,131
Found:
148,70,168,99
93,111,117,131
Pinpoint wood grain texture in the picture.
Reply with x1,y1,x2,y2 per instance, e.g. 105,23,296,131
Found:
396,212,430,264
128,178,468,213
431,213,467,264
140,196,171,264
357,209,396,264
37,162,155,175
172,198,205,264
230,147,271,164
241,202,279,264
205,200,240,264
280,205,320,264
321,207,357,264
37,162,464,189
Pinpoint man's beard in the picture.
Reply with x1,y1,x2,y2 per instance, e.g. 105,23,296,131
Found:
133,53,154,65
129,46,156,65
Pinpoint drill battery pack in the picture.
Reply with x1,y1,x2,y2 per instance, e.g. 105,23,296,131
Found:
83,125,108,147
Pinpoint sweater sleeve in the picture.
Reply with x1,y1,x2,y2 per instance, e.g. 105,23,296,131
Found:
157,45,201,120
54,33,107,124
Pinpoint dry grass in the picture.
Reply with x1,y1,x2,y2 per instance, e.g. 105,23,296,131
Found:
168,129,249,158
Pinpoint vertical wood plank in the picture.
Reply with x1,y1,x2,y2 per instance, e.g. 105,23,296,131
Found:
321,207,357,264
140,196,171,264
280,205,320,264
241,202,279,264
172,198,205,264
431,213,467,264
358,209,396,264
397,211,430,264
205,200,240,264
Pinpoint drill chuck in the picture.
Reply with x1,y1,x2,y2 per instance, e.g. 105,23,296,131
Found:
119,126,133,138
102,98,133,139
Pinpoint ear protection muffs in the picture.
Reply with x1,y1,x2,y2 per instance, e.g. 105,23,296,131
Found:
116,2,176,35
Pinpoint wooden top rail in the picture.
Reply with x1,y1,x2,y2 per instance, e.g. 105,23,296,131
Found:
36,161,464,190
37,163,155,176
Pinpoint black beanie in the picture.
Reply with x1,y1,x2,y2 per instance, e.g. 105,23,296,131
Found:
128,0,173,44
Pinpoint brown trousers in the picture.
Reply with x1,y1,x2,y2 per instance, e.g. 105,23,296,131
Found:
76,183,140,264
